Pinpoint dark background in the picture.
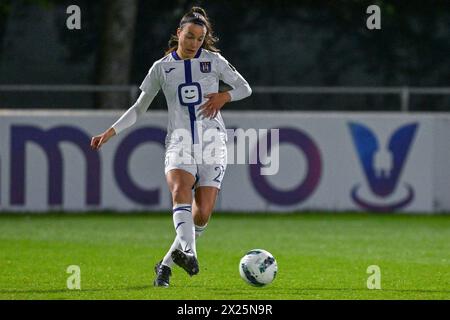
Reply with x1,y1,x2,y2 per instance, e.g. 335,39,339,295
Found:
0,0,449,111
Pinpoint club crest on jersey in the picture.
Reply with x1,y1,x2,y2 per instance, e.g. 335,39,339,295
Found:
200,61,211,73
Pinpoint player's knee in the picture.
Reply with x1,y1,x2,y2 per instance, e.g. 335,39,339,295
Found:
171,185,192,203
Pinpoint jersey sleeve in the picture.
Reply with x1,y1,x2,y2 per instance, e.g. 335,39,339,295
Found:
217,54,252,102
111,91,153,135
139,61,161,99
111,62,161,135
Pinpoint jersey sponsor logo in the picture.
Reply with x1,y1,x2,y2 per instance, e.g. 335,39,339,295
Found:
178,83,202,106
165,67,176,74
200,61,211,73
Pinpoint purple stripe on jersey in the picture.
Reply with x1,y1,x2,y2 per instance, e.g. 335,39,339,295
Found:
171,48,202,60
184,59,198,144
184,60,192,82
171,51,181,60
194,48,202,58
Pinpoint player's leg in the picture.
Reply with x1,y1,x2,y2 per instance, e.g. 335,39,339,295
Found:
190,130,227,248
159,186,218,271
155,130,226,284
192,186,219,239
187,163,226,266
154,165,198,286
159,174,201,267
166,169,197,254
165,153,225,276
165,169,201,278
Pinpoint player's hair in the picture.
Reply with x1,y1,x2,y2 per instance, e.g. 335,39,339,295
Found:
165,7,220,55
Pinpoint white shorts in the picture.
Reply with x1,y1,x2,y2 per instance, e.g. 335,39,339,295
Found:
164,132,227,189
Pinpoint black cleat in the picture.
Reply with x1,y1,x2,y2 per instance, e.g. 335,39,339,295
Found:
153,261,172,287
171,249,199,276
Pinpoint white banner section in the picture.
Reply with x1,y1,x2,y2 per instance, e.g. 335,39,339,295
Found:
1,110,448,213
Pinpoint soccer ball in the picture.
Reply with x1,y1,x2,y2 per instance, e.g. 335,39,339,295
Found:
239,249,277,287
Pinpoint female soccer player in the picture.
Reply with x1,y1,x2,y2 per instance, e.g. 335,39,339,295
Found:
90,7,251,287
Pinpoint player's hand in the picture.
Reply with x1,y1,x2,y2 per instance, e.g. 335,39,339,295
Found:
199,92,231,119
90,127,116,150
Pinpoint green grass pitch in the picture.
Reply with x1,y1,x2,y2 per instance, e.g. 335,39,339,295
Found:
0,212,449,300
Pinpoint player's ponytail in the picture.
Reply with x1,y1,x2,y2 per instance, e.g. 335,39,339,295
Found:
165,6,220,55
190,7,208,19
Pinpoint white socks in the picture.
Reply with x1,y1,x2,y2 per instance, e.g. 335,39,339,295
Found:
171,204,196,256
195,224,207,239
162,217,208,268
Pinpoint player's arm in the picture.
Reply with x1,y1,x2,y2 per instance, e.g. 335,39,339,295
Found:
218,60,252,103
200,55,252,119
91,63,161,150
90,92,154,150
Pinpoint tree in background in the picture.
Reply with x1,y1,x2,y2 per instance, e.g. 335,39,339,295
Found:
0,0,13,59
95,0,138,109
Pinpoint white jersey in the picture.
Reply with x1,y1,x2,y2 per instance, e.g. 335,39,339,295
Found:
140,49,248,143
111,48,251,188
119,48,251,144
